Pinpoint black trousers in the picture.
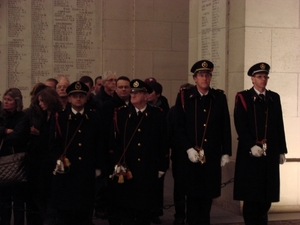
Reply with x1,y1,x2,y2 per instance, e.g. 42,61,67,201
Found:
172,160,186,221
122,208,151,225
186,196,212,225
151,174,165,218
0,184,26,225
243,201,271,225
57,210,90,225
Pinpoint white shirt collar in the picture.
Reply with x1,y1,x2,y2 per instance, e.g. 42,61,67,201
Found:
135,105,147,113
253,87,266,96
71,108,84,115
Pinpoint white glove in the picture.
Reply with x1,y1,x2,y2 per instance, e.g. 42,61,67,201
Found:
158,171,165,178
221,154,230,167
187,148,200,163
95,169,101,177
279,154,286,164
250,145,263,157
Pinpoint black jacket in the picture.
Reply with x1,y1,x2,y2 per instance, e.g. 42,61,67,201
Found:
0,110,30,156
51,106,105,211
174,86,232,198
233,87,287,202
109,104,169,209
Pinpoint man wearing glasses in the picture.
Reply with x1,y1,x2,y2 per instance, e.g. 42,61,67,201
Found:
95,71,117,106
233,62,288,225
174,60,232,225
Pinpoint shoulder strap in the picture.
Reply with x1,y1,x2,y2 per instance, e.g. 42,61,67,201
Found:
0,139,3,150
235,92,247,111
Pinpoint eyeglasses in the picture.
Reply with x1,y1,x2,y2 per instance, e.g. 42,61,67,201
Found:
196,72,212,78
254,75,269,80
56,85,68,89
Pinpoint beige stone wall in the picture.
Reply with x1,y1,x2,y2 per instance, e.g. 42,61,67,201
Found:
0,0,189,107
190,0,300,214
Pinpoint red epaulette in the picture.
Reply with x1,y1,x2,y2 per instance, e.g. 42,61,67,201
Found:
235,92,247,111
180,88,186,112
55,112,62,138
113,105,127,138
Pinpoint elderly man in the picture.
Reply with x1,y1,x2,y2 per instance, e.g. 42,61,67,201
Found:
95,71,117,106
56,76,70,109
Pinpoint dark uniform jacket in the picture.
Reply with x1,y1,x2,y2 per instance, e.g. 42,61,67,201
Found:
51,106,104,211
174,86,232,198
0,110,30,156
109,104,169,210
233,87,287,202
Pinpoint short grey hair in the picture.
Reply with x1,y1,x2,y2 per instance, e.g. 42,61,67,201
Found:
103,71,117,80
3,88,23,111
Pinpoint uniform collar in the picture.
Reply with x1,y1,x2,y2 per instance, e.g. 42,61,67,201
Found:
71,108,84,115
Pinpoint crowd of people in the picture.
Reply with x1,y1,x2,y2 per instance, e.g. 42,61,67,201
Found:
0,60,287,225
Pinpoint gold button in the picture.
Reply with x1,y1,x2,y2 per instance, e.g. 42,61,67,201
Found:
204,139,207,142
137,158,141,161
203,124,206,127
204,109,206,112
138,143,141,146
78,130,81,133
138,128,141,132
78,157,82,160
78,143,82,146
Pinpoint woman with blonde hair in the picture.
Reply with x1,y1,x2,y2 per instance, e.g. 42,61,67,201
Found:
0,88,30,225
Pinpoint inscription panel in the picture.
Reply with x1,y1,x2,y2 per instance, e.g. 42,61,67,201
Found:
200,0,227,90
0,0,100,107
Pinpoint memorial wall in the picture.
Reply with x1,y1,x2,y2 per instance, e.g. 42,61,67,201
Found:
200,0,227,90
0,0,102,105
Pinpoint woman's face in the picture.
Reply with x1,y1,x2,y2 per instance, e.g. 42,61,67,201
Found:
38,96,48,111
3,95,16,112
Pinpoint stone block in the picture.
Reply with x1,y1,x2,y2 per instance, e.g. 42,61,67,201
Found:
272,29,300,73
103,20,133,50
135,21,172,51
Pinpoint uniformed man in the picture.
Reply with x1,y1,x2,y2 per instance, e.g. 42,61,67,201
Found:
108,79,169,225
50,81,104,225
233,62,287,225
174,60,232,225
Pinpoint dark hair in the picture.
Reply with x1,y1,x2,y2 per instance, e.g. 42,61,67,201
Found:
148,82,163,95
45,78,58,87
35,88,62,113
94,76,102,84
30,83,48,100
79,76,94,87
117,76,130,83
3,88,23,111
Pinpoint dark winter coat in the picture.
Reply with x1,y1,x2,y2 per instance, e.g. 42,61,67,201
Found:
174,86,232,198
233,87,287,202
0,110,30,156
109,104,169,210
51,106,104,211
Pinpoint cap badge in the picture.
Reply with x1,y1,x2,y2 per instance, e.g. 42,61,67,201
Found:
260,63,266,70
202,61,208,68
133,81,140,88
75,82,82,90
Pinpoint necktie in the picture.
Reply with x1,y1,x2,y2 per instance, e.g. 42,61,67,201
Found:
137,111,142,116
259,94,265,102
76,112,81,119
